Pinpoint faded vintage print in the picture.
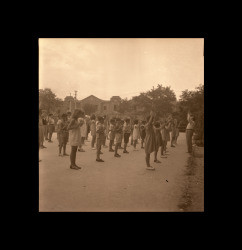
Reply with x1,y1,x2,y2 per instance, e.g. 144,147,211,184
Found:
39,38,204,212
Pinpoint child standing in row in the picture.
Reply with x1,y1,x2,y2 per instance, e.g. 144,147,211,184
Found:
123,118,131,153
57,113,69,157
144,111,156,170
140,120,146,149
153,121,162,163
109,118,115,152
96,116,105,162
67,109,84,170
114,118,122,157
133,120,139,151
160,119,167,158
78,117,86,152
90,114,96,150
47,113,55,142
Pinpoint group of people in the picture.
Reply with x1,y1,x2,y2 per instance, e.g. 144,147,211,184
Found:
39,108,195,171
39,110,59,149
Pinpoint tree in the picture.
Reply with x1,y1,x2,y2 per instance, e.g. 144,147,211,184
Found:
39,88,64,114
83,103,97,115
132,84,177,118
178,84,204,145
118,98,132,114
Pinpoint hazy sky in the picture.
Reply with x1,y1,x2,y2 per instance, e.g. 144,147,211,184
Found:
39,38,204,101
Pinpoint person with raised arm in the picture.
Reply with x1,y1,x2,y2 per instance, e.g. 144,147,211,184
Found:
144,110,157,170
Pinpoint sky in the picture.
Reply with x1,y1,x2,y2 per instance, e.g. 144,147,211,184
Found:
39,38,204,101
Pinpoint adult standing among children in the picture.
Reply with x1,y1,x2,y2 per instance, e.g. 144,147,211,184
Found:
144,111,156,170
186,112,195,154
67,109,84,170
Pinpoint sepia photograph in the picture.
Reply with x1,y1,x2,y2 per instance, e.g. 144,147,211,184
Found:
38,38,204,212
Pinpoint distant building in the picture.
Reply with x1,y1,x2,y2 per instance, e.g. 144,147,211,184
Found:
61,95,122,115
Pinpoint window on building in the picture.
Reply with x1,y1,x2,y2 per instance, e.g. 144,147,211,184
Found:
114,105,117,111
104,106,106,110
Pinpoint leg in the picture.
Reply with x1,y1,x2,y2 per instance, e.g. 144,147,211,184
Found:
134,139,137,149
96,140,101,160
59,142,63,155
70,146,78,166
109,139,114,151
115,143,119,156
145,153,150,167
63,144,67,155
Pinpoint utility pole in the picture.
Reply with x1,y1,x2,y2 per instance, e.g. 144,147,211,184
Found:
74,90,77,109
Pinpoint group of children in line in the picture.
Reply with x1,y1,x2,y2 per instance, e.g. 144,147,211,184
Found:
40,108,179,170
39,108,196,170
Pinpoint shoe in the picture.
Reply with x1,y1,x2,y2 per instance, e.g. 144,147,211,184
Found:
96,159,104,162
154,160,161,163
92,147,96,150
100,151,103,154
78,149,85,152
63,153,69,156
146,166,155,170
160,155,167,158
119,147,124,149
134,148,139,151
141,146,144,149
171,145,175,147
74,164,81,169
109,149,115,152
70,165,79,170
48,140,53,143
114,154,121,157
41,145,47,149
103,145,108,148
123,150,129,153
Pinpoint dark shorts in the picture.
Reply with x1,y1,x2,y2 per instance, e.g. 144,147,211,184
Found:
124,133,130,143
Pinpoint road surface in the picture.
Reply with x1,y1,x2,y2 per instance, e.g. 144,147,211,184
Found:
39,132,204,212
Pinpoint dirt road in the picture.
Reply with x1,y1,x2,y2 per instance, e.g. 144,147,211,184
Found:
39,132,204,212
